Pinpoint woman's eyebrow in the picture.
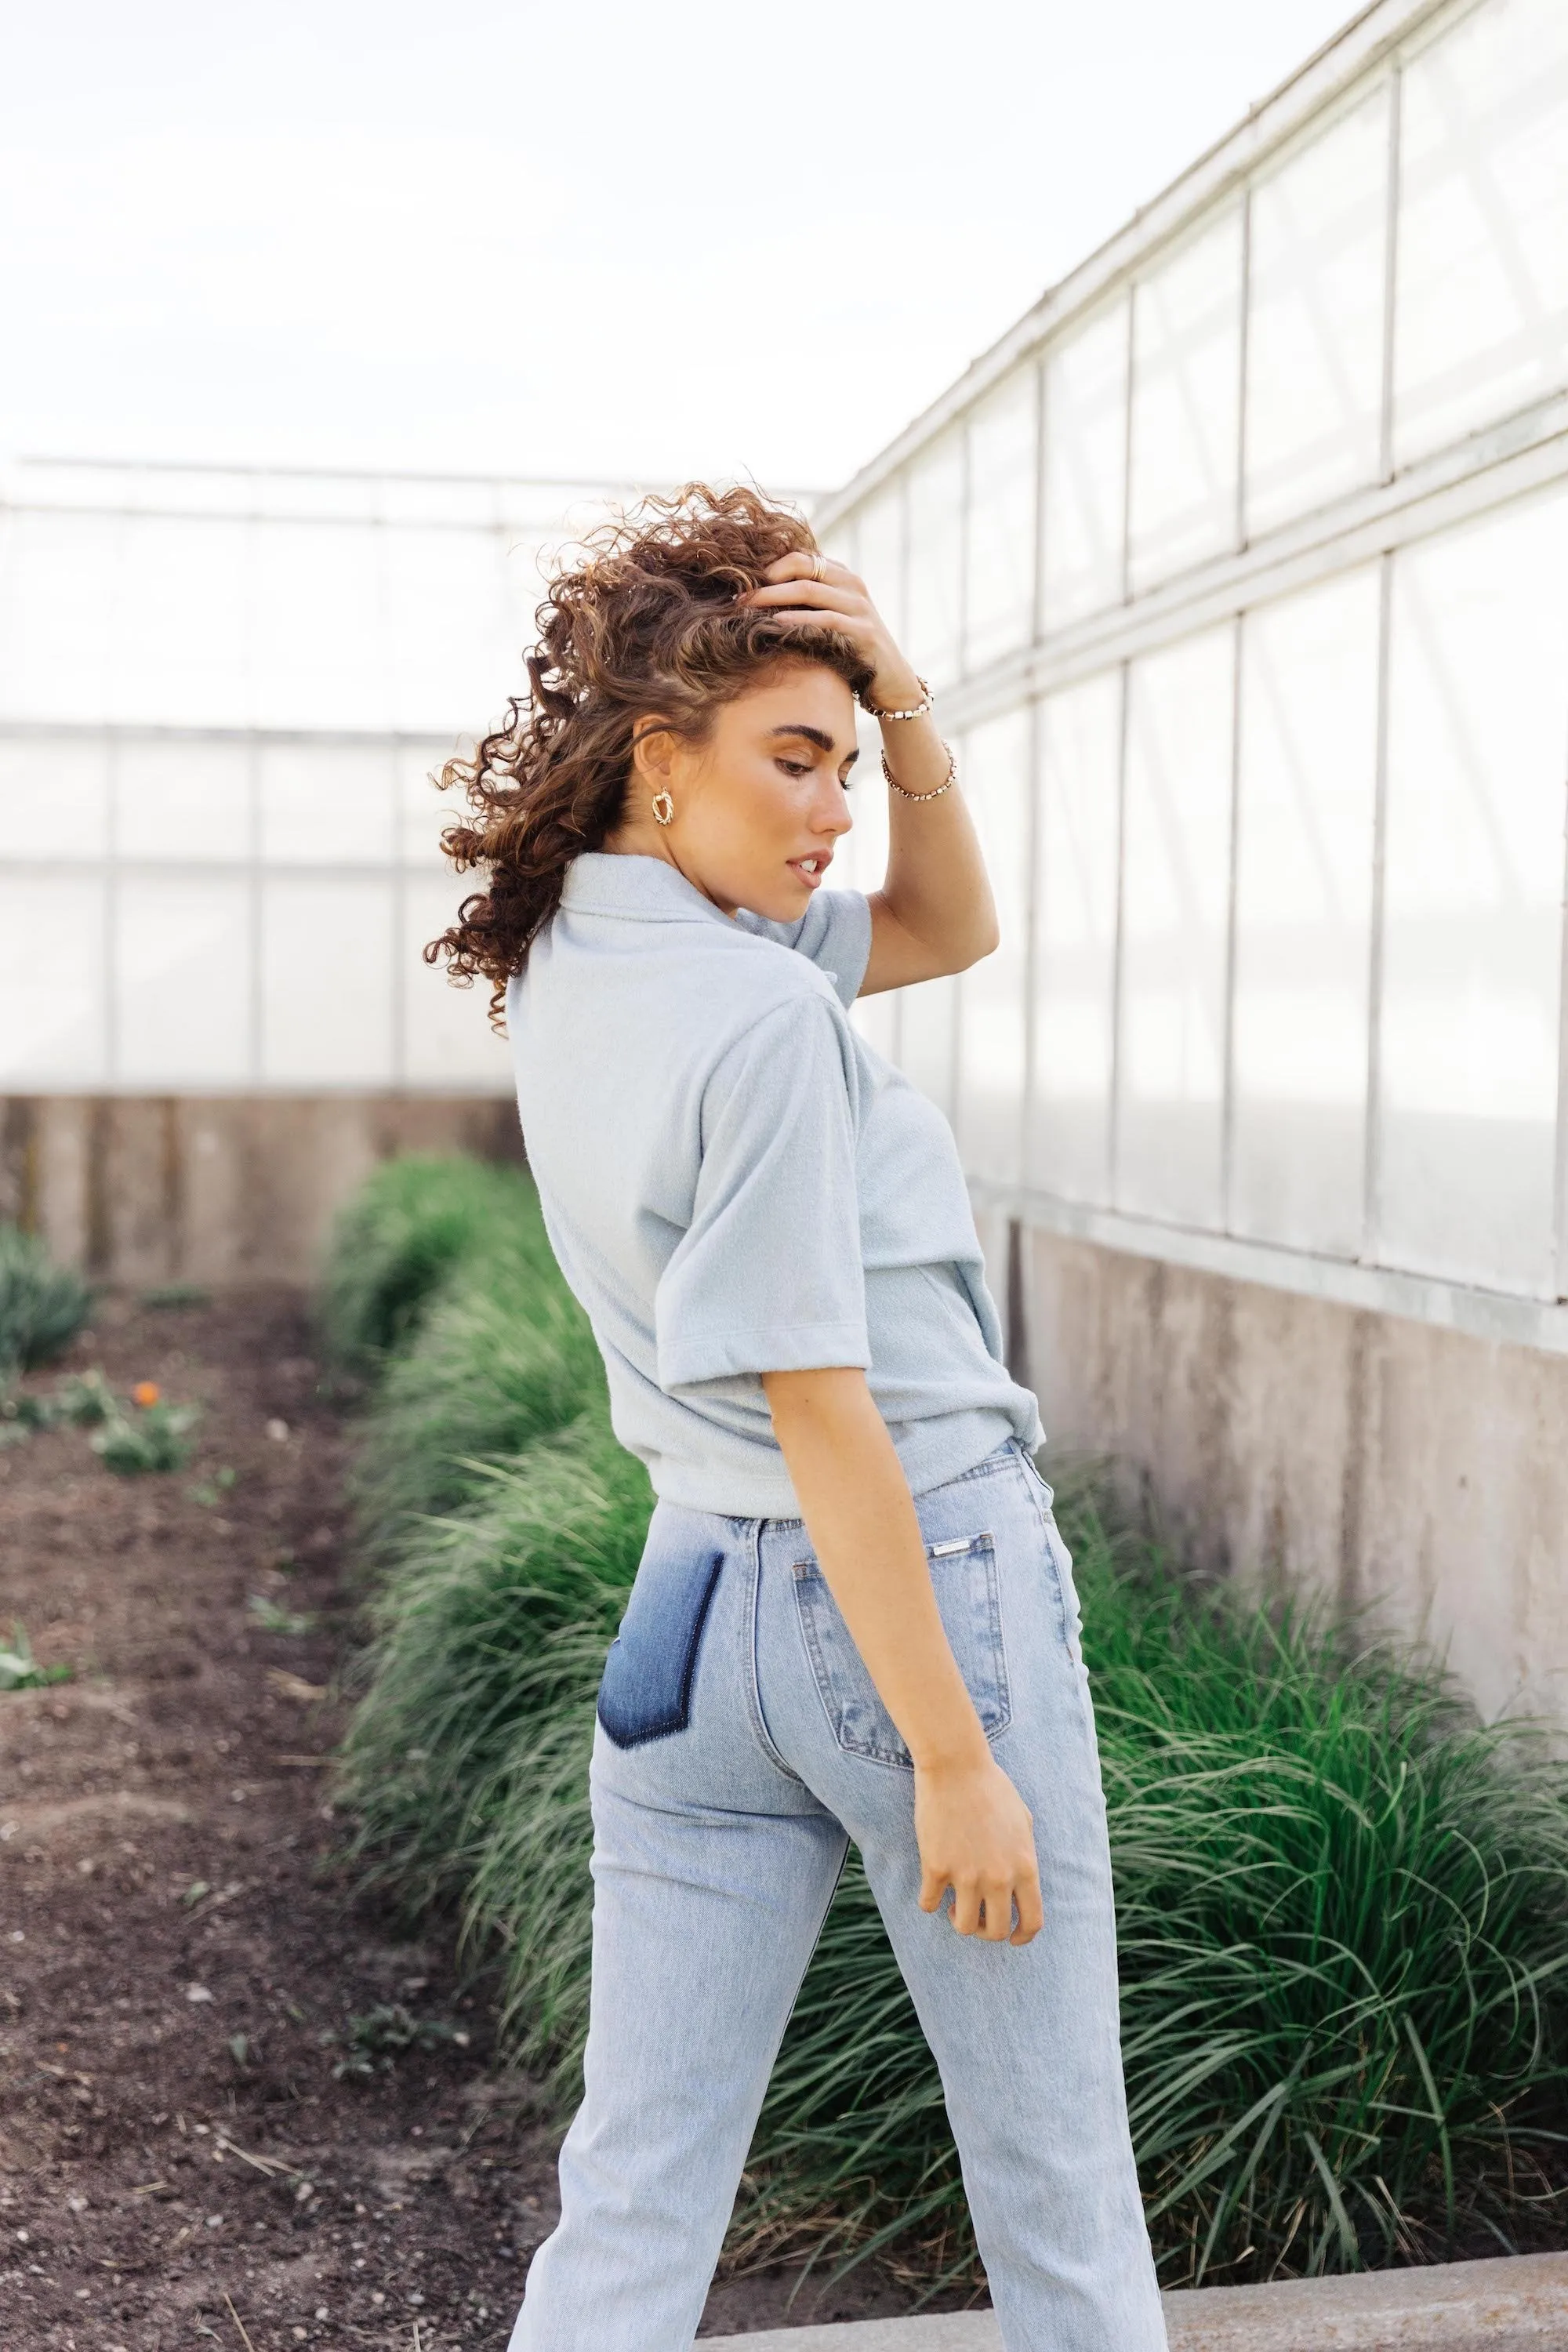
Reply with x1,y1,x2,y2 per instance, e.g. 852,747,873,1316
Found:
768,723,841,755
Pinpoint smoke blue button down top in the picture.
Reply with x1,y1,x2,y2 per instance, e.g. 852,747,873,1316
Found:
506,851,1043,1519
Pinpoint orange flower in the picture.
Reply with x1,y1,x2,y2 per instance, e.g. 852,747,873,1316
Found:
132,1381,161,1408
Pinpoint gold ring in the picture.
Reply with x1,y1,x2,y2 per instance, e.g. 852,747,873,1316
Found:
811,554,826,583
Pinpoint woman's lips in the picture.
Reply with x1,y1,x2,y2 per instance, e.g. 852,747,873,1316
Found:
787,854,830,889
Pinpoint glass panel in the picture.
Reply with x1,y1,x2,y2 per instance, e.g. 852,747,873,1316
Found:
116,739,251,863
1245,86,1392,537
398,741,466,868
905,434,964,692
104,516,252,728
955,710,1032,1185
898,973,959,1120
965,368,1038,673
260,876,395,1084
0,510,122,727
855,484,906,642
115,875,252,1086
1231,567,1381,1255
258,742,396,865
1040,296,1129,631
401,877,515,1088
1377,488,1568,1297
1027,670,1123,1204
0,735,111,858
1127,206,1245,594
252,521,386,731
1117,623,1236,1226
0,875,107,1085
383,524,531,738
817,517,857,573
1395,0,1568,467
851,989,898,1062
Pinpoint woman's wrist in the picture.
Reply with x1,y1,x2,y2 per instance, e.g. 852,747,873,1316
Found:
863,659,927,717
909,1717,993,1777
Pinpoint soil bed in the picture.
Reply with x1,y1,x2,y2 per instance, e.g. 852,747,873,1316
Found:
1,1290,968,2347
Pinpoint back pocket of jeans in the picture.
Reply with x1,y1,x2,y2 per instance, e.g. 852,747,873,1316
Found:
597,1539,725,1749
792,1534,1010,1769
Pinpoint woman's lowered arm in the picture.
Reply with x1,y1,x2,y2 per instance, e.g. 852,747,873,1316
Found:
760,1363,1042,1947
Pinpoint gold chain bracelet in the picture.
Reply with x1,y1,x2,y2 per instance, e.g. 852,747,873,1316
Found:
883,740,958,800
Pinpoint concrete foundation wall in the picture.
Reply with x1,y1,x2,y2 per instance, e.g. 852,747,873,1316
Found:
0,1094,524,1290
1002,1220,1568,1725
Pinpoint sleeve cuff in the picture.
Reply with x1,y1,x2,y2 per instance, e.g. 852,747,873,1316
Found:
658,1317,871,1390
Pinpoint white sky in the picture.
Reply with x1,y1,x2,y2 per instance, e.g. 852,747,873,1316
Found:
2,0,1357,493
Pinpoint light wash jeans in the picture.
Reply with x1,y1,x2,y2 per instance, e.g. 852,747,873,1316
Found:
509,1437,1167,2352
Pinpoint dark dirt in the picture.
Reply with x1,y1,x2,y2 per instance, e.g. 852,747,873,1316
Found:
0,1291,973,2350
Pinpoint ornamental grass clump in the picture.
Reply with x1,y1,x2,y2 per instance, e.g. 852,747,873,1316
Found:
737,1489,1568,2288
318,1152,550,1372
327,1156,1568,2292
333,1403,649,1954
0,1224,92,1377
349,1255,602,1566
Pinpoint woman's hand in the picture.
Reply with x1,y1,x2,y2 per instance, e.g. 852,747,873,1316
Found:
736,550,924,716
915,1748,1045,1946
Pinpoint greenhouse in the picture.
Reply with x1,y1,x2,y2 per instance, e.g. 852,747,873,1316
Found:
817,0,1568,1719
2,0,1566,1711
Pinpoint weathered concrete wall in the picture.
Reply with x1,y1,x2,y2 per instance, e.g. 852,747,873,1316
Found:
0,1094,524,1290
1005,1220,1568,1726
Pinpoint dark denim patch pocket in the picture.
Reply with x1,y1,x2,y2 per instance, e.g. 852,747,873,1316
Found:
597,1536,725,1750
792,1533,1010,1768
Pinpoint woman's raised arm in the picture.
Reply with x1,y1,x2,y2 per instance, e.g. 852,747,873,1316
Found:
738,553,1000,993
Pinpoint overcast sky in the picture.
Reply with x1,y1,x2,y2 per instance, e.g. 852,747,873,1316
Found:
2,0,1356,494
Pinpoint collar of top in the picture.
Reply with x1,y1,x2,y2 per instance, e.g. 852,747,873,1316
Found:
559,851,736,928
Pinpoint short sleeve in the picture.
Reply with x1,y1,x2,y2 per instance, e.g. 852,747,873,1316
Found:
733,886,872,1009
654,996,869,1389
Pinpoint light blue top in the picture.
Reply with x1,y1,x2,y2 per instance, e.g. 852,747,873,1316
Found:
506,851,1043,1519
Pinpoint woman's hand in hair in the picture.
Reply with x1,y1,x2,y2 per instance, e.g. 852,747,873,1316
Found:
736,552,924,717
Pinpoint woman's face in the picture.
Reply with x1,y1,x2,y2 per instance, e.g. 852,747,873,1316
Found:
621,662,859,923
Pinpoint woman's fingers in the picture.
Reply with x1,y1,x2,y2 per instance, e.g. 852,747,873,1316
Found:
739,577,868,615
1011,1869,1045,1947
758,550,864,590
949,1877,983,1937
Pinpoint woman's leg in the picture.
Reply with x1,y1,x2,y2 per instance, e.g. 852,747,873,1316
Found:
510,1512,848,2352
757,1445,1168,2352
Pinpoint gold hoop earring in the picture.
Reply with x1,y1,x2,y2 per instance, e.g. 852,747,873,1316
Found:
651,789,674,826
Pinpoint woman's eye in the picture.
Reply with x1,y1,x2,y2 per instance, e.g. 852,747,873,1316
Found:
777,760,811,778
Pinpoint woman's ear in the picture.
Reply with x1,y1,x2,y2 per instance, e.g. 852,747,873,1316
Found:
630,717,678,789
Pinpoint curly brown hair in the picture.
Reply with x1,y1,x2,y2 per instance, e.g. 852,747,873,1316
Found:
424,482,874,1021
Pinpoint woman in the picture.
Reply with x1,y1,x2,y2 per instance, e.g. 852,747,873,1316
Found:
430,485,1165,2352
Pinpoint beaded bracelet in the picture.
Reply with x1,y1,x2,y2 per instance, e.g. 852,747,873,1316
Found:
883,740,958,800
860,674,934,721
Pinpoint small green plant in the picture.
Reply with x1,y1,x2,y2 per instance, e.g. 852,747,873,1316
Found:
0,1225,92,1376
56,1369,117,1426
248,1594,315,1636
188,1467,238,1507
327,2003,467,2080
91,1397,199,1475
0,1622,71,1692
